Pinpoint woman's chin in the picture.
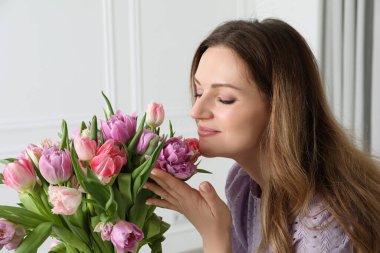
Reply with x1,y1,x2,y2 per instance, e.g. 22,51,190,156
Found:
199,146,223,158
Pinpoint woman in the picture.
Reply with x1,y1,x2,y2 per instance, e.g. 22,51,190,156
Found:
143,19,380,253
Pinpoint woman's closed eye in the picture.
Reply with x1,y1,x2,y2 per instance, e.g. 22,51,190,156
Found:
218,97,235,105
194,92,202,99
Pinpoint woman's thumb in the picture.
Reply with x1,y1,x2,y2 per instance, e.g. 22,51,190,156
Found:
199,181,223,211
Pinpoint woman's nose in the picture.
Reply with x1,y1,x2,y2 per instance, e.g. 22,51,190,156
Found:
190,97,213,120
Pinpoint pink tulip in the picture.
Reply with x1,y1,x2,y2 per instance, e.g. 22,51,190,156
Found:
3,158,36,192
90,140,127,184
110,220,144,253
0,220,25,250
39,146,73,184
49,240,61,250
4,225,25,250
94,222,113,241
48,186,81,215
74,135,97,161
0,220,15,246
146,102,165,128
17,144,43,166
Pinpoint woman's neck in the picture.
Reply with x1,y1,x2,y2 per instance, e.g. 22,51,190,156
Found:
233,150,264,187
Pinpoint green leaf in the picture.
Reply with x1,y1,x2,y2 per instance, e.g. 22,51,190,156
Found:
59,120,69,150
105,185,118,217
80,121,87,132
149,239,163,253
145,136,160,156
18,193,44,215
16,222,53,253
127,113,146,151
169,120,175,138
90,115,98,142
26,153,49,187
89,223,113,253
102,91,115,116
53,225,92,253
112,185,125,219
71,145,110,209
131,136,166,199
0,158,17,164
0,172,3,184
196,168,213,174
143,213,162,240
117,173,133,213
128,189,155,228
0,205,49,228
61,215,90,246
49,243,66,253
103,108,109,122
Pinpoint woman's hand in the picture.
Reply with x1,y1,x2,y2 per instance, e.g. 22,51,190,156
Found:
144,168,232,253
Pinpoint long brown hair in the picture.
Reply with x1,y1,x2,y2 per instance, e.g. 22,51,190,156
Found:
190,19,380,253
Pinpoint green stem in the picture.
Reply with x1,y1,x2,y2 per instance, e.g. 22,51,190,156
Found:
28,190,63,226
87,194,95,216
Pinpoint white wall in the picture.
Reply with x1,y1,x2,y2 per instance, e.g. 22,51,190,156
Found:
371,0,380,155
0,1,321,252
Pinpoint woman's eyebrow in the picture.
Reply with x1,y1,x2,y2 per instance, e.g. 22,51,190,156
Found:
194,77,242,91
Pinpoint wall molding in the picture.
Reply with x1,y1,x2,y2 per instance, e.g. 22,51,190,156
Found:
0,114,92,132
236,0,258,19
102,0,117,109
127,0,143,113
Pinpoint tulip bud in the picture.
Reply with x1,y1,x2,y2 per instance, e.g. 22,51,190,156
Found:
184,138,201,162
135,129,157,155
3,158,36,192
25,144,43,166
74,136,97,161
146,102,165,128
94,222,114,241
39,146,73,184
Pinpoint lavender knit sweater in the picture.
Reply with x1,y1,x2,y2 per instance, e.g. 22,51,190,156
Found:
225,164,353,253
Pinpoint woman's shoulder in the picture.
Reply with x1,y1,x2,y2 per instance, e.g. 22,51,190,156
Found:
291,196,353,253
225,163,258,199
225,163,262,202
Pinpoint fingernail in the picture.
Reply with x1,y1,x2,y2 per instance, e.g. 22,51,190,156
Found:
151,168,158,175
143,184,148,189
201,183,210,192
145,201,152,205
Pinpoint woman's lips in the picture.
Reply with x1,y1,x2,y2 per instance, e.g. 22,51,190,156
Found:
197,126,220,137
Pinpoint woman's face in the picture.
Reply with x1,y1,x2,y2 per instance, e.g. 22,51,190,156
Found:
191,46,271,160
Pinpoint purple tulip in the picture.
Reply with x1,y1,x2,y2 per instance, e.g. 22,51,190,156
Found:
39,146,73,184
0,220,15,246
135,129,157,155
110,220,144,253
101,111,137,144
0,220,25,250
156,137,197,180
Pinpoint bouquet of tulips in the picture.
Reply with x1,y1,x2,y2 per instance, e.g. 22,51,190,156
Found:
0,92,205,253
